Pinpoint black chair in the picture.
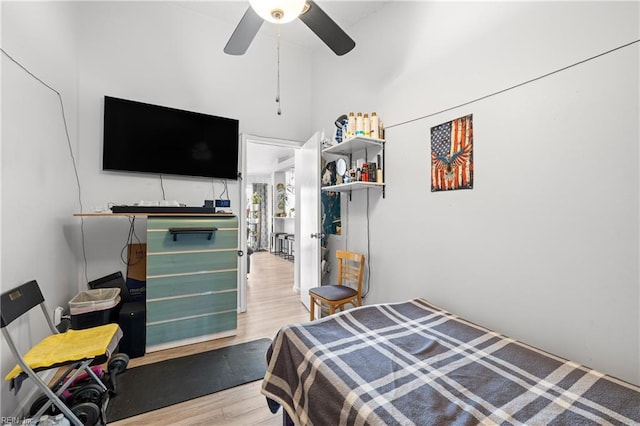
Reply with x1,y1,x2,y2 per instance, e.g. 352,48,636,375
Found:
1,280,128,425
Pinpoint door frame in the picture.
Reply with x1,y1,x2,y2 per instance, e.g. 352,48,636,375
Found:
238,133,303,313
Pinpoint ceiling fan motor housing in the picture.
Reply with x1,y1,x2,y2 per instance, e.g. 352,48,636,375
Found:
271,9,285,20
250,0,306,24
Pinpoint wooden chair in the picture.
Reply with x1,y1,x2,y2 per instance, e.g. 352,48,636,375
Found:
309,250,365,320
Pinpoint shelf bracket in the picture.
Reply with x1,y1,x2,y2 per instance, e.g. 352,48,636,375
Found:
168,227,218,241
382,140,386,199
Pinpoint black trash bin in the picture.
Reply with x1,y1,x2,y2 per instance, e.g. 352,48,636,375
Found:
69,288,121,330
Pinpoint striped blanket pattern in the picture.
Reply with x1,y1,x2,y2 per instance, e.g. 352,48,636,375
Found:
261,299,640,425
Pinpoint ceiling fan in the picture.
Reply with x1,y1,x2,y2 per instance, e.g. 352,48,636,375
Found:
224,0,356,56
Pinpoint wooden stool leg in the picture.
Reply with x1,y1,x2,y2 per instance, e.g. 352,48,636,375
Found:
310,296,315,321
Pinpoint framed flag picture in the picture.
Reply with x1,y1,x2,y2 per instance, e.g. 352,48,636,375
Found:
430,114,474,192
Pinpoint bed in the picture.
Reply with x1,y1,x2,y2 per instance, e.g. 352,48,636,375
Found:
261,298,640,425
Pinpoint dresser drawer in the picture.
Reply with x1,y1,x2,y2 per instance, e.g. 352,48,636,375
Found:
144,215,238,350
147,291,236,323
147,250,237,277
147,270,236,299
147,217,238,253
147,216,239,232
146,311,237,348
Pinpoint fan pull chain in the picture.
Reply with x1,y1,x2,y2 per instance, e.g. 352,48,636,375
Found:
276,27,282,115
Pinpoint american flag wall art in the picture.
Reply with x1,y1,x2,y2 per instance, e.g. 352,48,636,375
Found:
431,114,473,192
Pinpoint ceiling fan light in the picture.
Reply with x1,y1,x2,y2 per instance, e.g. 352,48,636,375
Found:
249,0,306,24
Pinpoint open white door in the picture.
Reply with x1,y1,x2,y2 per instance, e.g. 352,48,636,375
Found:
295,132,322,311
237,134,249,313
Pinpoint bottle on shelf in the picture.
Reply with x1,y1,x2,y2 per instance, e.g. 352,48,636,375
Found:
347,112,355,138
368,162,377,182
371,112,379,139
356,112,364,136
363,113,370,137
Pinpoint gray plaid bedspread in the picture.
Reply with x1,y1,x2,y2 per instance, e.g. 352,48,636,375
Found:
261,299,640,425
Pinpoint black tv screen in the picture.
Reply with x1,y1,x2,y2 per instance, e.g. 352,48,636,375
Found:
103,96,239,180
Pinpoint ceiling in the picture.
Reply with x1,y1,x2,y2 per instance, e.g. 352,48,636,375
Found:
178,1,389,52
246,142,295,177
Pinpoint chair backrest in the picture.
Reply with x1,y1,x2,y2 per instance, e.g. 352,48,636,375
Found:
336,250,365,293
1,280,45,328
89,271,131,303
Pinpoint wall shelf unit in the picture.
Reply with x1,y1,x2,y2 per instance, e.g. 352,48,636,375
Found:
322,181,385,193
321,136,385,199
322,136,384,156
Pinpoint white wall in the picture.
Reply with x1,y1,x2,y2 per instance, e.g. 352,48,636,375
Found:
1,1,81,416
1,1,313,417
1,1,638,419
75,1,313,283
311,2,639,385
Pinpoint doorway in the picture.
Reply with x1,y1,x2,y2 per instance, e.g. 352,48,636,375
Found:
239,134,302,313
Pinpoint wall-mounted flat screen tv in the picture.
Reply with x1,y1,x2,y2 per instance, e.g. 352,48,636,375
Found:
103,96,239,180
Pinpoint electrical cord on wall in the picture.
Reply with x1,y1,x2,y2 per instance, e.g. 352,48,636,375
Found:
363,188,371,299
219,179,230,200
121,216,143,280
1,47,90,284
345,192,349,252
210,179,217,201
160,175,167,200
355,39,640,299
340,189,370,298
385,39,640,130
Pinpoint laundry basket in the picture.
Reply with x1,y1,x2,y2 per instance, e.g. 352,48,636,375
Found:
69,288,121,330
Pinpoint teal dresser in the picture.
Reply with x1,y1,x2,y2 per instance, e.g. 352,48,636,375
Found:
145,216,238,351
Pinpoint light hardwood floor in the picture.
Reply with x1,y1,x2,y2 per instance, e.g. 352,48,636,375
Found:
111,251,307,426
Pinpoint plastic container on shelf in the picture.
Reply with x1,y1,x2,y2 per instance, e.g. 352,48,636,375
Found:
363,113,370,137
69,288,121,330
347,112,355,138
370,112,379,139
355,112,364,136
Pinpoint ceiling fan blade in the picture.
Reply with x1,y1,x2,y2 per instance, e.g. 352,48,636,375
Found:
224,6,264,55
299,0,355,56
